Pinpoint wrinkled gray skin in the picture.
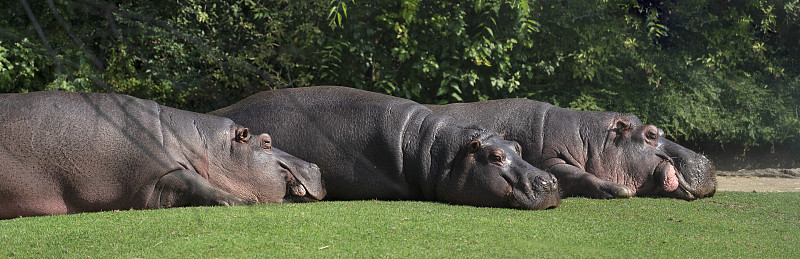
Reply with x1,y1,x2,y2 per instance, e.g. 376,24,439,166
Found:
427,99,716,200
211,86,561,210
0,91,325,219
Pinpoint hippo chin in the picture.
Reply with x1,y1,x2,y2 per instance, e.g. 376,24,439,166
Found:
427,98,716,200
0,91,324,219
211,86,561,210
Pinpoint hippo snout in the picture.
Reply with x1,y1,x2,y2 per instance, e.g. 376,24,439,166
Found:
530,174,559,195
510,171,561,210
661,146,717,200
283,162,326,202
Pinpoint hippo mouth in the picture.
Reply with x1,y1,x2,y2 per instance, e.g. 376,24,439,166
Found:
282,162,325,202
289,181,309,197
284,176,319,202
656,158,708,200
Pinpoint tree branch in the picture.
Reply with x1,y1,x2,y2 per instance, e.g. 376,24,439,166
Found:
47,0,105,72
19,0,67,79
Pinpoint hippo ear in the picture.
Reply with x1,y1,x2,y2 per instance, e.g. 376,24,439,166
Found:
614,118,632,133
468,139,482,153
498,130,507,139
235,127,251,143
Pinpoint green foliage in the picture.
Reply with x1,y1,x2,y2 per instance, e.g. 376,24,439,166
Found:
317,0,537,103
1,0,331,112
0,39,51,92
313,0,799,145
1,192,799,257
0,0,798,144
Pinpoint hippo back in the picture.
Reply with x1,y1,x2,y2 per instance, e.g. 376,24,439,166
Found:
427,99,556,165
0,91,180,215
213,86,427,199
428,98,716,200
213,87,562,210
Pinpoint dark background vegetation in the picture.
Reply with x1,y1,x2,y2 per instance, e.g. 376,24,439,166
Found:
1,0,798,168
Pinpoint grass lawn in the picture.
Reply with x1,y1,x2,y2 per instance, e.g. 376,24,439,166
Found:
1,192,797,257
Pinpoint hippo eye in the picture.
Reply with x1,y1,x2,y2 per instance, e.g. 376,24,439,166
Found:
646,130,658,140
489,150,505,164
262,139,272,150
489,154,501,162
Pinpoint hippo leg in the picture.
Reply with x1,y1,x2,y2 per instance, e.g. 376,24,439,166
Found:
146,170,251,209
549,164,634,199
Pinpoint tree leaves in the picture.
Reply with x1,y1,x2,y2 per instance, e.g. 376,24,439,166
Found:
0,0,797,145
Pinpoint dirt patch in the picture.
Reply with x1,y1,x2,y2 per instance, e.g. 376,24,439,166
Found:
716,168,800,178
683,141,800,171
715,168,800,192
673,141,800,193
716,176,800,192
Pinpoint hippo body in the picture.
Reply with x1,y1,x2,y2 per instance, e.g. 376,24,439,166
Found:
0,91,324,219
427,99,716,200
211,86,560,210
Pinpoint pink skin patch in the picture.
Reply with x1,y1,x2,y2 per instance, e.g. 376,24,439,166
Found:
662,163,679,192
291,185,307,197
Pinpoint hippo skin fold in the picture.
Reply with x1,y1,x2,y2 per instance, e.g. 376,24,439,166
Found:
427,99,716,200
211,86,561,210
0,91,324,219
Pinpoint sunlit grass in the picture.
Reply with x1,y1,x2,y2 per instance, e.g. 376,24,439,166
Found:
1,192,797,257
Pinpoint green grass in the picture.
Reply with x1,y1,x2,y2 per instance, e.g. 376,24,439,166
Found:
1,192,798,258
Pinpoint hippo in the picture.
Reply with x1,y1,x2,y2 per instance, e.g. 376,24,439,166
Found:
426,99,716,200
211,86,561,210
0,91,324,219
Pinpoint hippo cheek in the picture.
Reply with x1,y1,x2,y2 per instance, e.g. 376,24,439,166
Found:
656,161,680,193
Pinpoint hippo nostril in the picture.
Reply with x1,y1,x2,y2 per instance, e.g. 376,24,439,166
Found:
529,175,551,192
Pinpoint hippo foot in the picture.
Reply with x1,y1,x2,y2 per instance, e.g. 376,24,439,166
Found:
591,182,634,199
210,195,252,206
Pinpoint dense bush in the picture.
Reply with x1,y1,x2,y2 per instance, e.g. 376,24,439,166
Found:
1,0,798,146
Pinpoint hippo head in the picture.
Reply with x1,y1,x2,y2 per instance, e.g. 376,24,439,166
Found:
598,115,716,200
232,127,326,202
438,132,561,210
